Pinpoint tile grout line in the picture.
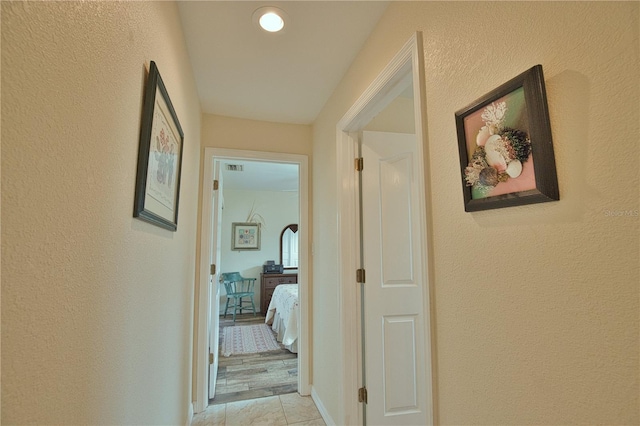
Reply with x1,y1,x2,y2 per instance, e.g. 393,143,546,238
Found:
220,403,227,426
278,394,290,425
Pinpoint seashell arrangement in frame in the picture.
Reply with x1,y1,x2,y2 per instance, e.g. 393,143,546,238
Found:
455,64,559,212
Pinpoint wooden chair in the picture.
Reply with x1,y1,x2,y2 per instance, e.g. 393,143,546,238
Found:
220,272,257,322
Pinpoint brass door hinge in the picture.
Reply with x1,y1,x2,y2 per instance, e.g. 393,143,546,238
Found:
356,268,366,284
358,387,368,404
210,264,216,275
209,353,214,365
213,180,219,191
355,157,364,172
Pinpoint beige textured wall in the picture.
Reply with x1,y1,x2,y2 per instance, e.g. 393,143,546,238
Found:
312,1,639,424
201,114,312,155
2,2,201,424
363,96,415,133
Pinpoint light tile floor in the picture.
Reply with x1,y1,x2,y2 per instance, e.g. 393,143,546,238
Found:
192,393,325,426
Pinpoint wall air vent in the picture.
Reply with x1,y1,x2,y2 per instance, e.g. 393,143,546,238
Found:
225,164,244,172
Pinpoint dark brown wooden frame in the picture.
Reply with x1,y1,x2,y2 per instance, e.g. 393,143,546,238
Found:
134,61,184,230
455,65,559,212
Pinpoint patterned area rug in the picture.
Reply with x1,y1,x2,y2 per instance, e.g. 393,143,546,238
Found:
222,324,281,357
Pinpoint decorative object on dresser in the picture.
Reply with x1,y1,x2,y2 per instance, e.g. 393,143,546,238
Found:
263,260,284,274
260,272,297,314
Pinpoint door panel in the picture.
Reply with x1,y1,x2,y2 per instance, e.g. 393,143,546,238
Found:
208,164,223,398
383,315,418,414
362,130,427,425
380,153,415,285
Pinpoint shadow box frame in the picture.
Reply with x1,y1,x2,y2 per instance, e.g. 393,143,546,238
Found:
454,64,559,212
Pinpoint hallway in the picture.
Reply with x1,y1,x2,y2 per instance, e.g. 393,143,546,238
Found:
192,393,325,426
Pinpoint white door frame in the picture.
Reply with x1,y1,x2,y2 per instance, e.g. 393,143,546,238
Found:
194,148,310,413
336,33,434,424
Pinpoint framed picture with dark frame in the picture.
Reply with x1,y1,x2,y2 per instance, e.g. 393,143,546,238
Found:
232,222,261,250
133,61,184,230
455,64,559,212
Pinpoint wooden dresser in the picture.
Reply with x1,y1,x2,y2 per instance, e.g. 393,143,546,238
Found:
260,272,297,313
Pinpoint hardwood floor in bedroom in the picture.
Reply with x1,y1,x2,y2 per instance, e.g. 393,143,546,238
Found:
211,314,298,405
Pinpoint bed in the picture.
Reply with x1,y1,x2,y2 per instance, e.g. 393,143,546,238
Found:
265,283,299,353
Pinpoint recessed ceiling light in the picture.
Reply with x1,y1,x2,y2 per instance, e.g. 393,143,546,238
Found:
252,6,288,33
260,12,284,32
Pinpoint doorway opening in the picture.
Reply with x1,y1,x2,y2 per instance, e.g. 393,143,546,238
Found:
336,33,434,425
213,159,300,404
194,148,309,413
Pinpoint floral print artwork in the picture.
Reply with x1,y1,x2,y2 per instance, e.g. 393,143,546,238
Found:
146,89,180,211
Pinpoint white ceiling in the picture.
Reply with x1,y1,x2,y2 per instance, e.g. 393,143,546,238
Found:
177,1,389,125
221,160,299,192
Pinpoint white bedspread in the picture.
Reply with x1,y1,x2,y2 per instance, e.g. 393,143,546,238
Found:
265,284,298,353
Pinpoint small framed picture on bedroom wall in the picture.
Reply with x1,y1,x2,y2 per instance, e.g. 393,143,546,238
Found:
232,222,261,250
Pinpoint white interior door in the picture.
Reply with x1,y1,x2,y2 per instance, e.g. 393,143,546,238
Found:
361,130,428,425
208,164,223,398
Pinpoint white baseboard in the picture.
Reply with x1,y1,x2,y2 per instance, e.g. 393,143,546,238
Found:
185,402,194,426
311,386,335,426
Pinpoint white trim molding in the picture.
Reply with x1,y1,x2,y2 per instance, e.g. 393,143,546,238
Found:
193,148,310,412
185,402,194,426
335,32,435,425
312,386,336,426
